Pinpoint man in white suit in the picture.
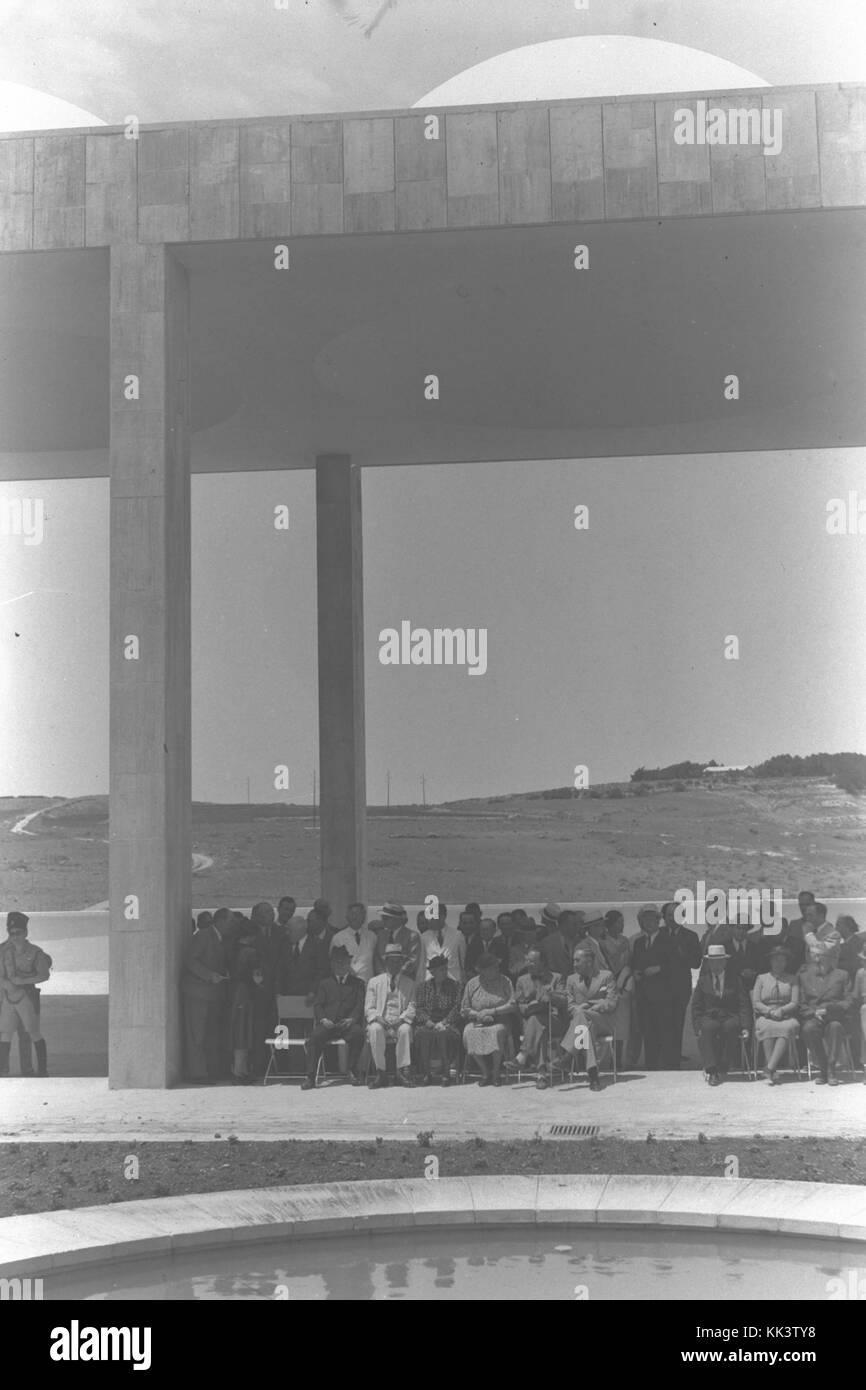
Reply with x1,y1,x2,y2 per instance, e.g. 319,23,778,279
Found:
365,943,416,1088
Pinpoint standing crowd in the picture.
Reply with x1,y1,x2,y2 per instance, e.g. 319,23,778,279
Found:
179,890,866,1090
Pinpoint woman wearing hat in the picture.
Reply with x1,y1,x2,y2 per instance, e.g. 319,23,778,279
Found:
751,945,800,1084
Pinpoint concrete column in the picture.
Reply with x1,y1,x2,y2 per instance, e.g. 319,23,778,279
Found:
316,454,367,926
108,243,190,1088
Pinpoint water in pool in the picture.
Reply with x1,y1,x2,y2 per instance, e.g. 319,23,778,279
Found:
50,1227,865,1300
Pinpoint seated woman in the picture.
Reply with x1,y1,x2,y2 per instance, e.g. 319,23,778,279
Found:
413,953,461,1085
461,952,516,1086
751,945,800,1084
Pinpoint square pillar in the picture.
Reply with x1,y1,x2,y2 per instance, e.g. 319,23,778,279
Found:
108,243,190,1087
316,454,367,924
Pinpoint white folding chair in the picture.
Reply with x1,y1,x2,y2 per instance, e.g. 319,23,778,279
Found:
264,995,313,1085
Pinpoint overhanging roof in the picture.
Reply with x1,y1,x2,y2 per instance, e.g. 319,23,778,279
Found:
1,85,864,480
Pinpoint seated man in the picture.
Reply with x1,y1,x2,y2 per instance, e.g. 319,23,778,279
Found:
508,947,566,1087
0,911,52,1078
798,943,853,1085
413,953,461,1085
302,944,366,1089
854,944,866,1080
365,943,416,1088
691,944,750,1086
560,944,619,1092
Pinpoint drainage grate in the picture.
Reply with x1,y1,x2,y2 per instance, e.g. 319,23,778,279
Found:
548,1124,600,1138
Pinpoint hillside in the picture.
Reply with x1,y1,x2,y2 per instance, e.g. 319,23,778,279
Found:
1,777,864,911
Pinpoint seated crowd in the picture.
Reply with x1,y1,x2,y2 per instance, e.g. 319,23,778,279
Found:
178,889,866,1091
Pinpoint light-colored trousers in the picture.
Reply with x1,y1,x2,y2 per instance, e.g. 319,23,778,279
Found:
368,1020,412,1070
0,993,42,1042
561,1007,614,1070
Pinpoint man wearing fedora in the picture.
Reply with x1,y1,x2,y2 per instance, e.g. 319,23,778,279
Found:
376,902,421,978
365,942,416,1087
691,943,750,1085
302,943,366,1089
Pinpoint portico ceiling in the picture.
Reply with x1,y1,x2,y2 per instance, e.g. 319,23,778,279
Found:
0,206,864,480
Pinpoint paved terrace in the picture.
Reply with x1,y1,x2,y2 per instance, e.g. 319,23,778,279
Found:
1,1073,863,1144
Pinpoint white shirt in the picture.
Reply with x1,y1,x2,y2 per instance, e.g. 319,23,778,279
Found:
419,925,466,984
330,925,378,983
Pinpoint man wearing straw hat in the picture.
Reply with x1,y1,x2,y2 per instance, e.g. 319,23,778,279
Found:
691,943,750,1086
365,942,416,1088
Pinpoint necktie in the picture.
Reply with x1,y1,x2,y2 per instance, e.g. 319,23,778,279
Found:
354,931,361,947
437,930,444,947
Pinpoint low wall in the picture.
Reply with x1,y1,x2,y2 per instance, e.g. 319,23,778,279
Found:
1,1176,865,1281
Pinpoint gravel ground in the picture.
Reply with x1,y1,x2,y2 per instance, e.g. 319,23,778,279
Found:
1,1136,864,1217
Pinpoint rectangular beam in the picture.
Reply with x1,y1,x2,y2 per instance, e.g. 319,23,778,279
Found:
316,454,366,925
109,243,190,1088
2,85,865,252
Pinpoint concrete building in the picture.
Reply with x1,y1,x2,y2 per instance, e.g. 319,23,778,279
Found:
1,83,864,1084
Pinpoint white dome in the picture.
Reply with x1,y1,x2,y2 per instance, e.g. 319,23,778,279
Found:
414,35,769,106
0,81,106,132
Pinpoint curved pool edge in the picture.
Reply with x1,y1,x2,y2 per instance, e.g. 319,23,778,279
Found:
2,1174,866,1278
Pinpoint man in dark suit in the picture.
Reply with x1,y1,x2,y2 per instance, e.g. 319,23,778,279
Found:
277,916,329,999
691,944,750,1085
662,901,702,1069
631,904,678,1069
182,912,229,1083
724,919,763,988
302,945,366,1089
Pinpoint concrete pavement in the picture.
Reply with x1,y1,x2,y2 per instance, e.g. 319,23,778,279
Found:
1,1071,863,1144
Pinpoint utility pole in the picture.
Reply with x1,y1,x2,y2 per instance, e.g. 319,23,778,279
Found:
246,776,250,806
386,769,391,809
312,768,317,827
420,773,426,809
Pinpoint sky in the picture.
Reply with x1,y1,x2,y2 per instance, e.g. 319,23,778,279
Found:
1,1,866,803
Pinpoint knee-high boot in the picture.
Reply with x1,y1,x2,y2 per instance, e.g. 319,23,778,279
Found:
34,1039,48,1077
19,1033,34,1075
0,1042,11,1076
